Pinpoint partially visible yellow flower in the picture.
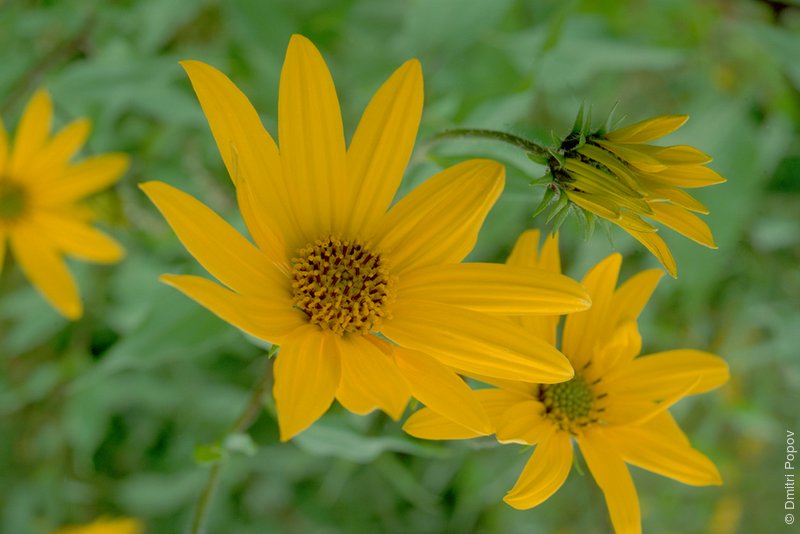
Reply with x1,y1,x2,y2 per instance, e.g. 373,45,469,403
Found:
405,229,729,534
52,517,142,534
0,90,128,319
552,114,725,277
142,35,591,441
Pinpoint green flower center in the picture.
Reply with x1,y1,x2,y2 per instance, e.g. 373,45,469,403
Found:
291,236,394,336
539,374,595,433
0,180,28,221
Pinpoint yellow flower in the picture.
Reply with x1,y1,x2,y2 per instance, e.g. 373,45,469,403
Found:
141,35,591,441
0,90,128,319
553,114,725,277
405,229,729,534
52,517,142,534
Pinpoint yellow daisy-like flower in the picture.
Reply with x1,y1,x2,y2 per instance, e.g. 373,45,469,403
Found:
52,517,142,534
141,35,592,441
554,114,725,277
0,90,128,319
405,229,729,534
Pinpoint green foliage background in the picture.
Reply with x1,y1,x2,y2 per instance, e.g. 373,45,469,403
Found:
1,0,798,532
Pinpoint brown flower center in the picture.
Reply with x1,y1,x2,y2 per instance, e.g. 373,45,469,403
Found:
291,236,394,336
539,374,596,434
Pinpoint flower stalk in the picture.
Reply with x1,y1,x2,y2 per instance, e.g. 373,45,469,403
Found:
189,347,277,534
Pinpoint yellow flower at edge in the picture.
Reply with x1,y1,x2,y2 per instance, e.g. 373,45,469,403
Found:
141,35,592,441
405,229,729,534
52,517,142,534
0,90,128,319
554,114,725,277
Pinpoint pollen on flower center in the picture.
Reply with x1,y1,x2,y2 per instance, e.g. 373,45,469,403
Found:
539,374,597,434
0,180,28,222
291,236,395,336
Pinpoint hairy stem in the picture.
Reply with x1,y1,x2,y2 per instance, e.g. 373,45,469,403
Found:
433,128,551,158
188,350,276,534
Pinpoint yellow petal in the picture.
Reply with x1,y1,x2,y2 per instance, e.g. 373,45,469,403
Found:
382,299,573,383
53,517,143,534
397,263,589,315
10,89,52,175
495,400,551,445
619,223,677,278
589,320,642,377
180,60,296,255
603,377,699,426
565,159,649,213
506,229,542,268
345,59,423,235
606,349,729,398
577,144,644,193
655,145,712,165
25,118,90,180
375,159,504,273
609,268,663,325
466,374,537,398
641,182,709,214
42,154,129,205
9,225,81,319
566,190,621,220
0,116,8,173
273,325,341,441
594,139,667,173
606,412,722,486
402,407,484,440
279,34,347,238
474,387,537,425
32,212,124,263
604,115,688,144
504,432,572,510
579,429,641,534
644,165,726,188
562,253,622,370
335,334,410,420
160,274,305,343
140,181,288,297
394,346,491,434
615,212,658,233
650,202,717,248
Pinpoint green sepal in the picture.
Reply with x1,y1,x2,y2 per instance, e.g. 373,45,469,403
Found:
530,172,554,187
571,103,585,134
526,151,551,166
551,202,572,233
545,191,570,224
532,186,558,218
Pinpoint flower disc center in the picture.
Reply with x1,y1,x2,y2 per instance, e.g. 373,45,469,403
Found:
291,236,394,336
0,180,28,222
539,374,595,433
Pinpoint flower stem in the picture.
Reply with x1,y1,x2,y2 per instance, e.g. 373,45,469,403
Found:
433,128,551,159
188,350,276,534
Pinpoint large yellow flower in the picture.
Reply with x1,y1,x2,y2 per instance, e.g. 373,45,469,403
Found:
52,517,142,534
141,35,591,441
405,230,729,534
0,90,128,319
554,115,725,277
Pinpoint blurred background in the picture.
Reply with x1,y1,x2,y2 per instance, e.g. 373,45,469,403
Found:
1,0,798,532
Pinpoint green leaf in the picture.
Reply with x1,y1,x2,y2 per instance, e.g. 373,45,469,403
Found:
294,419,447,464
193,443,224,465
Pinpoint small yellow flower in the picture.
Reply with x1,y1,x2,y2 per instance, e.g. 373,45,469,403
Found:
405,230,729,534
142,35,591,441
52,517,142,534
553,114,725,277
0,90,128,319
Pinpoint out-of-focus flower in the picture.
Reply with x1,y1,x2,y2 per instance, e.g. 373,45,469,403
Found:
405,230,729,534
0,90,128,318
547,113,725,277
52,517,142,534
142,35,591,441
